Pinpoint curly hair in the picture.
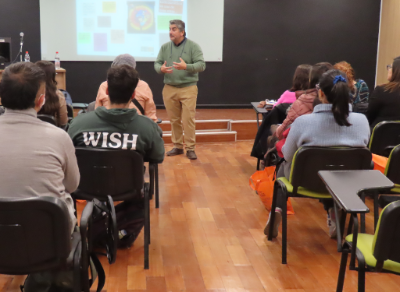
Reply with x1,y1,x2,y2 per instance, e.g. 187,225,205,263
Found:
334,61,355,92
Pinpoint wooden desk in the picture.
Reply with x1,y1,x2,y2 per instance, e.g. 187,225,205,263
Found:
0,68,66,90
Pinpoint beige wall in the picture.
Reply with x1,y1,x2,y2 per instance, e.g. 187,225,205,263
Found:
376,0,400,86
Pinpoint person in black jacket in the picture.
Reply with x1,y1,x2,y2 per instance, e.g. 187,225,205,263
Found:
367,56,400,129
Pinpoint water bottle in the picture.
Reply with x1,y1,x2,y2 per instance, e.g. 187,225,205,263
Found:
55,51,61,69
24,51,30,62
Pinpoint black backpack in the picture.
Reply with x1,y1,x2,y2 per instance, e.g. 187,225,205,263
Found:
91,199,145,253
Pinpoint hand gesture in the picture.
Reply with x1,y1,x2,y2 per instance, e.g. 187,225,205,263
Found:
173,58,187,70
161,61,173,74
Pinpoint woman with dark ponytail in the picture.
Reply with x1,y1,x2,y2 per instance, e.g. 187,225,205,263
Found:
264,69,370,239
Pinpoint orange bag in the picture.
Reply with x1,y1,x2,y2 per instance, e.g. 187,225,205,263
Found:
372,154,388,174
249,166,294,215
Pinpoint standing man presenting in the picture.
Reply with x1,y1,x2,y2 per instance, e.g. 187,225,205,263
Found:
155,20,205,160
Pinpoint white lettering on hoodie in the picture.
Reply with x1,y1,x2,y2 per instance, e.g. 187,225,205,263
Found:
82,132,138,150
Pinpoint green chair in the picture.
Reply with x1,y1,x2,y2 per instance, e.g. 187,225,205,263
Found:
267,147,372,264
337,201,400,292
377,144,400,210
369,121,400,157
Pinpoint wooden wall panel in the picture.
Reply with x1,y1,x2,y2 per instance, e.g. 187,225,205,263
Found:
376,0,400,86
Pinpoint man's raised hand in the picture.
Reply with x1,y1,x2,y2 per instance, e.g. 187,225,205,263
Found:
173,58,187,70
161,61,173,74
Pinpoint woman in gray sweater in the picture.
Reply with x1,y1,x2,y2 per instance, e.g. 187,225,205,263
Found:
265,69,370,238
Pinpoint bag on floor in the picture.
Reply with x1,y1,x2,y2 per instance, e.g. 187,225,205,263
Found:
92,199,145,249
372,153,388,174
249,166,294,214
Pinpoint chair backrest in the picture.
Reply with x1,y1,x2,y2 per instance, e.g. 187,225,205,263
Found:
0,197,71,275
75,147,144,201
369,121,400,157
37,114,56,126
373,200,400,264
66,104,74,118
385,145,400,185
290,147,372,193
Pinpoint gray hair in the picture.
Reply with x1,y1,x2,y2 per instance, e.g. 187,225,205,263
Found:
170,19,186,36
111,54,136,69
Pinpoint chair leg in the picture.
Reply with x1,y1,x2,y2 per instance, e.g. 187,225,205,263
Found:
360,192,366,233
257,158,260,170
336,249,348,292
282,193,288,264
155,164,159,208
267,183,278,241
358,256,366,292
149,164,155,201
144,186,150,269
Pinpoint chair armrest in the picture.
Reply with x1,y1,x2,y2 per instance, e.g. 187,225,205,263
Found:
348,213,360,269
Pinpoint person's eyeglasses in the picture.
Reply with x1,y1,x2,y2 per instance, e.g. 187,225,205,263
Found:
316,83,320,91
387,64,393,71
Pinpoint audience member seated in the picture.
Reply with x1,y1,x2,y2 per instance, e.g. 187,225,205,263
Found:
334,61,369,113
35,61,69,127
258,64,311,108
95,54,158,122
367,56,400,129
251,65,312,159
68,64,165,163
0,62,79,231
264,69,370,238
274,62,333,139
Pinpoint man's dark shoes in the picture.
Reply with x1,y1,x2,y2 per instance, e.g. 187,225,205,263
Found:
167,148,184,156
186,150,197,160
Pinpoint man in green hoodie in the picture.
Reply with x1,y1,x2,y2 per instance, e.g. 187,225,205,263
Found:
154,20,205,160
68,65,165,163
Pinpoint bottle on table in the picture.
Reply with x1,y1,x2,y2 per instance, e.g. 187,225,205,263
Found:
24,51,30,62
55,51,61,69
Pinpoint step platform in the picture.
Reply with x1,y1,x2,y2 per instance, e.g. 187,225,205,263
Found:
160,119,258,143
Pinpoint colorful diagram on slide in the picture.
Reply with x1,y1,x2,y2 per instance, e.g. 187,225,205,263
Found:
128,2,155,33
76,0,187,58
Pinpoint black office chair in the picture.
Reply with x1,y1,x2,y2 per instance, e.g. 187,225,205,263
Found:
369,121,400,157
37,114,57,126
0,196,101,292
337,200,400,292
267,147,372,264
72,147,151,269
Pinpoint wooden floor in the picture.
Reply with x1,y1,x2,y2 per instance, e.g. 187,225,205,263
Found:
2,141,400,292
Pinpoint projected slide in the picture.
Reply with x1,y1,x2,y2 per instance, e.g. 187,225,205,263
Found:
76,0,187,58
40,0,223,61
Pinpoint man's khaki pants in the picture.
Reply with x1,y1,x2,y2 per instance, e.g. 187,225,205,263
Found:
163,84,198,150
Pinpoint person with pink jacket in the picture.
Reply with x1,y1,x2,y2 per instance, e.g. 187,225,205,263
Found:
258,64,311,108
274,64,312,107
275,63,334,139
